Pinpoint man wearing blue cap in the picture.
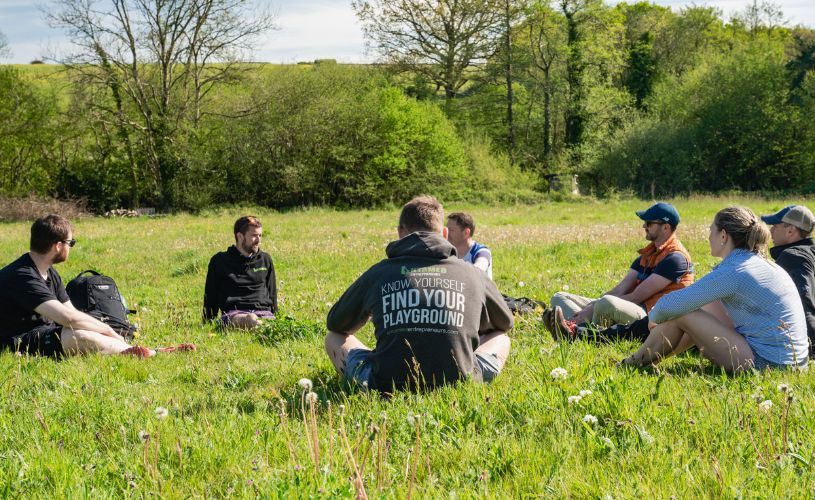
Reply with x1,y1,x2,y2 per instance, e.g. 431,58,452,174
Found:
544,202,694,341
761,205,815,358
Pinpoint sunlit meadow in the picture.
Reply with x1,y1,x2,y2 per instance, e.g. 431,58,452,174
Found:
1,196,814,497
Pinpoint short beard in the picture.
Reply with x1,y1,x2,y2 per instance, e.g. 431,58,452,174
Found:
240,242,258,255
52,251,67,264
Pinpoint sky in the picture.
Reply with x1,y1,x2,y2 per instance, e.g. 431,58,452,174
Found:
0,0,813,65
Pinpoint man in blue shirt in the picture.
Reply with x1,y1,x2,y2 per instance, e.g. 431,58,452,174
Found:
446,212,493,279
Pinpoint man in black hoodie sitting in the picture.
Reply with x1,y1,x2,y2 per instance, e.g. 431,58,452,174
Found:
325,196,513,392
203,216,278,328
761,205,815,358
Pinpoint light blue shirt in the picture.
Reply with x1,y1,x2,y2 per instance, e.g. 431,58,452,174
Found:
650,249,809,366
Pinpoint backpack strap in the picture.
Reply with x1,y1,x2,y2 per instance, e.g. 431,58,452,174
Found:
76,270,101,278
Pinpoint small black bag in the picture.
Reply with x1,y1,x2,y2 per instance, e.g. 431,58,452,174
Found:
503,295,547,315
66,270,138,341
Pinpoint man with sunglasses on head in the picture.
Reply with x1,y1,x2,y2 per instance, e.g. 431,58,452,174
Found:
761,205,815,358
203,216,278,329
543,202,694,341
0,214,155,357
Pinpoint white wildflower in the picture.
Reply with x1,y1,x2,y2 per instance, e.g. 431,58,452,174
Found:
758,400,773,412
639,429,655,445
518,281,525,287
297,378,313,391
550,367,568,380
407,412,421,426
568,395,582,405
562,284,569,291
305,392,318,405
579,389,593,397
582,414,598,425
154,406,169,420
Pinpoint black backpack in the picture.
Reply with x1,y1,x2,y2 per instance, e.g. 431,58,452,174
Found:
503,295,546,316
66,270,138,341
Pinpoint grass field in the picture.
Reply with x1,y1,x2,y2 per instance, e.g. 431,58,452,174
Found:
1,196,814,497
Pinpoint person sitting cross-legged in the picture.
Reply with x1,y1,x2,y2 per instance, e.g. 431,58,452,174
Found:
0,215,193,358
544,202,694,341
622,206,809,372
203,215,278,329
324,196,514,392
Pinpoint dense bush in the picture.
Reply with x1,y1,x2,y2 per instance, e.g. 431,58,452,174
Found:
586,38,815,196
200,65,471,208
0,66,58,198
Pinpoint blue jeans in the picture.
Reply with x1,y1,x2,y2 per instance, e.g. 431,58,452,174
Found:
343,348,503,388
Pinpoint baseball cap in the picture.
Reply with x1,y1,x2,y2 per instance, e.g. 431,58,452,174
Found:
636,202,680,226
761,205,815,232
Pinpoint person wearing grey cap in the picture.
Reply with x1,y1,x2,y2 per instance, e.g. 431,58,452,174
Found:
762,205,815,358
544,202,694,341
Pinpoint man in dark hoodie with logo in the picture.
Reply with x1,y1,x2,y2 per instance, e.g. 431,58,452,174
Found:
761,205,815,358
203,216,278,328
325,196,513,392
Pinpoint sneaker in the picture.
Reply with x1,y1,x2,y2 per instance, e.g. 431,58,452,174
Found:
120,345,154,358
542,308,559,341
553,306,578,340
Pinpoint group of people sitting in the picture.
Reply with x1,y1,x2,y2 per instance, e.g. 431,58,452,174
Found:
1,196,812,392
544,202,813,372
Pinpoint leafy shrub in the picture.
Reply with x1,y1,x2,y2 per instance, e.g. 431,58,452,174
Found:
202,65,472,207
252,315,325,345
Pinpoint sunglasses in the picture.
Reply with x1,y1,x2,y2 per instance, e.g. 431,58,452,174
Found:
62,239,77,247
644,220,665,227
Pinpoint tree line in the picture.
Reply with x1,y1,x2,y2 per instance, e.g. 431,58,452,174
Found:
0,0,814,212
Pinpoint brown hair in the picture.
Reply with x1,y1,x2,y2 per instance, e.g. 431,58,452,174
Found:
234,216,262,239
713,206,770,256
30,214,72,253
399,196,444,233
447,212,475,236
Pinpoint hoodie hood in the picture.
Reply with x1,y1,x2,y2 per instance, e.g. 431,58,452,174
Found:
386,232,457,260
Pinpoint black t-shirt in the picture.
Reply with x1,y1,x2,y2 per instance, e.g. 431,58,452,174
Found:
0,253,70,345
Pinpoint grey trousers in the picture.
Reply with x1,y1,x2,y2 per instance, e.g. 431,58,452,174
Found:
550,291,646,326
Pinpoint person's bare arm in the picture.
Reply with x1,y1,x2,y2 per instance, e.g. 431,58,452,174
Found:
605,269,640,297
618,273,672,306
35,300,124,341
473,256,490,274
572,270,639,323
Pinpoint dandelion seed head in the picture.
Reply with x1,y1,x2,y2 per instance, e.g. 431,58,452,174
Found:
758,400,773,412
138,430,149,442
154,406,169,420
777,383,789,393
305,392,318,405
297,378,313,391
